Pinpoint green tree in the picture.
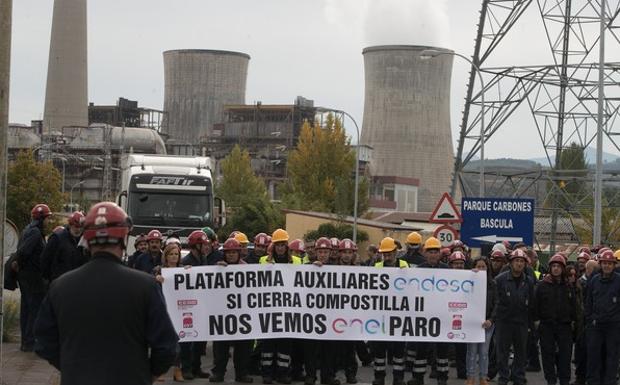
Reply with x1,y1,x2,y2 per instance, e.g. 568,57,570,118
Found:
282,114,368,215
556,143,590,210
304,222,369,243
7,150,65,230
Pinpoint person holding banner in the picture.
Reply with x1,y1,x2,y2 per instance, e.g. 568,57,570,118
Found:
410,237,449,385
259,229,302,384
448,251,468,380
372,237,408,385
401,232,425,267
246,233,270,264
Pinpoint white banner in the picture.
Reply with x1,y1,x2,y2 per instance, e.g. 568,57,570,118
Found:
162,264,487,343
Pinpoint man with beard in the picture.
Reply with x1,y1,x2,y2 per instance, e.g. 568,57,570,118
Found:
134,229,163,274
41,211,88,282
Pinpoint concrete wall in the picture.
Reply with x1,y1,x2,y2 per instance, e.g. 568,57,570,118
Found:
361,45,455,212
163,50,249,142
43,0,88,132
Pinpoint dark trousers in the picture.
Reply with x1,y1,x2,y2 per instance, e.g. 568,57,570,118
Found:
340,341,358,378
455,343,467,378
406,342,416,372
496,322,528,385
18,280,44,348
488,331,498,380
261,338,293,378
539,322,572,385
356,341,372,365
372,341,405,380
527,327,541,369
304,339,337,382
574,330,587,381
413,342,448,380
586,324,620,385
213,340,252,377
180,341,207,373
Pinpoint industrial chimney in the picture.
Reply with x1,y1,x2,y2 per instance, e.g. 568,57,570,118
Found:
361,45,455,212
43,0,88,132
163,49,250,143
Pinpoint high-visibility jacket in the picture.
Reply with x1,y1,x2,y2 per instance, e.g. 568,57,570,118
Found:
374,260,409,268
259,255,303,265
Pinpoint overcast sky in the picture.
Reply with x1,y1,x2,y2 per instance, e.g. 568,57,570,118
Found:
8,0,619,160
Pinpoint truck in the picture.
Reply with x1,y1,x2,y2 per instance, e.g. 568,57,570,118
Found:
117,154,225,254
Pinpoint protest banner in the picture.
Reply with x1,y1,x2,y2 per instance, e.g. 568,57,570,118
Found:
162,264,486,343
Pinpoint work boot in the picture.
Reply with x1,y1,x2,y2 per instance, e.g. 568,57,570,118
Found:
372,377,385,385
210,374,225,383
466,379,475,385
236,376,254,383
480,379,489,385
429,370,438,379
194,370,211,379
173,367,185,382
263,376,274,384
182,370,194,380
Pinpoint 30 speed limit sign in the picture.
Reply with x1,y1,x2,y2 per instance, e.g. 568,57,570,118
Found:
433,225,459,247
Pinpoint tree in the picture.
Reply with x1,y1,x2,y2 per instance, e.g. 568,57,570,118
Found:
556,143,590,211
7,150,65,230
282,114,368,215
303,222,369,243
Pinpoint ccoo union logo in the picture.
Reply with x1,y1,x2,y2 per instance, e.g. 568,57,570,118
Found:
448,302,468,312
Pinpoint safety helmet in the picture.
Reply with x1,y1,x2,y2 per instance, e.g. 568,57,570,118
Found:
614,249,620,261
449,251,466,263
234,232,250,245
315,237,332,250
599,249,616,263
338,238,358,251
165,237,181,247
424,237,441,250
451,240,465,250
223,238,242,251
187,230,208,247
31,204,52,220
147,229,163,242
441,247,452,257
201,226,218,242
68,211,85,227
509,248,528,262
82,202,132,247
548,254,566,267
576,252,591,262
490,250,506,260
599,247,612,256
229,231,239,239
271,228,289,243
289,239,306,253
578,246,592,256
406,231,422,245
492,242,507,255
379,237,397,253
134,233,148,247
330,237,340,249
254,233,270,247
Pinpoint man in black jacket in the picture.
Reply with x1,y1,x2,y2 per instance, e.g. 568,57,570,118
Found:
16,203,52,351
535,254,576,385
493,249,536,385
134,229,163,273
34,202,178,385
40,211,88,282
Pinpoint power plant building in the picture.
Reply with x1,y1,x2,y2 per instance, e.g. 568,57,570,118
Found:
361,45,455,212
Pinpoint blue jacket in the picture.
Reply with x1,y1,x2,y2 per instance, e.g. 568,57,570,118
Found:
40,227,88,282
16,220,46,272
585,272,620,325
134,251,162,274
492,269,536,325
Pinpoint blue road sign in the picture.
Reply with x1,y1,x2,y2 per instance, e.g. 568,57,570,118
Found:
460,197,535,248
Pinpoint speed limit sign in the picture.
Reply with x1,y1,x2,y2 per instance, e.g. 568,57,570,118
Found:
433,225,459,247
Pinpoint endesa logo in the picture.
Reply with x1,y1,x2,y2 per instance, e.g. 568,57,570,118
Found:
448,302,468,312
393,276,474,293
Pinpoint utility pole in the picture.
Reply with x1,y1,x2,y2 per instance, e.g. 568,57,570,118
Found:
0,0,13,368
593,0,605,246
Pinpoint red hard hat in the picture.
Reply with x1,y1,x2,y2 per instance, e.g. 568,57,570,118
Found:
330,237,339,249
577,252,590,262
289,239,305,253
31,204,52,220
315,237,332,250
548,254,567,267
187,230,208,247
449,251,466,263
134,233,148,247
82,202,132,247
223,238,242,251
578,246,592,256
338,238,358,251
598,249,616,263
490,250,506,260
229,231,239,239
510,248,528,261
147,229,163,242
451,240,464,250
68,211,85,227
440,247,452,257
254,233,270,247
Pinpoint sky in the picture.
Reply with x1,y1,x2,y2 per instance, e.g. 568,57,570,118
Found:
8,0,620,160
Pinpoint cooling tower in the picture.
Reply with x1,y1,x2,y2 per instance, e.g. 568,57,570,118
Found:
361,45,455,212
43,0,88,132
163,49,250,142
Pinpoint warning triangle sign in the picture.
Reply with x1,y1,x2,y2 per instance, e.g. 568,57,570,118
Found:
429,193,462,223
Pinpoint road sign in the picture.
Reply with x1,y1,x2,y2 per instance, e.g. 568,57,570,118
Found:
433,225,459,248
460,197,535,247
429,193,462,223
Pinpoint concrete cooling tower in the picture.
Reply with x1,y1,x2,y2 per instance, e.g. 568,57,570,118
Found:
43,0,88,132
163,49,250,142
361,45,455,212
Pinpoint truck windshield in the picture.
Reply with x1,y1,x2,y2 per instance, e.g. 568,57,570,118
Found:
128,192,212,227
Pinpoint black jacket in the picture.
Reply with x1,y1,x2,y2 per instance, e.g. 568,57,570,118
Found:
34,252,178,385
401,249,425,266
127,250,142,269
535,275,576,324
585,272,620,325
181,252,204,267
492,269,536,325
205,249,224,266
417,261,449,269
16,220,47,292
40,227,88,282
485,275,497,320
134,251,162,274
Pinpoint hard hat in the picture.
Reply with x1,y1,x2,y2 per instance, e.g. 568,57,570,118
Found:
223,238,242,251
271,228,289,243
83,202,132,247
502,240,513,251
229,231,239,239
234,232,250,245
548,254,566,267
451,240,465,250
379,237,397,253
147,229,163,242
134,234,148,247
578,246,592,256
338,238,358,251
509,248,528,262
577,252,591,262
201,226,218,242
449,251,466,263
254,233,270,247
68,211,85,227
490,250,506,260
599,249,616,263
406,231,422,245
424,237,441,250
330,237,340,249
165,237,181,247
289,239,305,253
315,237,332,250
187,230,208,247
492,242,507,255
31,204,52,220
614,249,620,261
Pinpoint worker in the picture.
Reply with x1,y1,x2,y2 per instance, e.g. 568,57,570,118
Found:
401,232,424,266
40,211,88,282
134,229,163,274
234,232,250,259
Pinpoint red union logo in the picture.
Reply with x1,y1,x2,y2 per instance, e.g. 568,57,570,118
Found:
448,302,468,309
177,299,198,310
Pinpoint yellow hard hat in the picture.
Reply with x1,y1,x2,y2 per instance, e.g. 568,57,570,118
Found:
614,249,620,261
234,232,249,245
271,228,289,243
379,237,397,253
424,237,441,250
407,231,422,245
